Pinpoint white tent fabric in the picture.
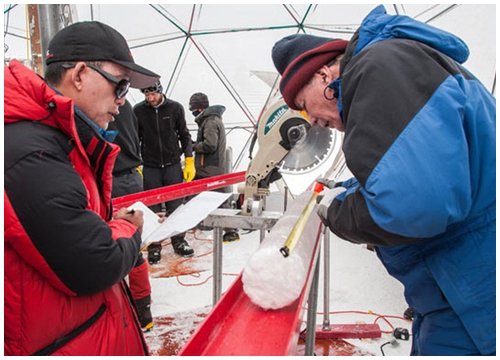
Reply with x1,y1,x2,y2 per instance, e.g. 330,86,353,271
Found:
3,4,496,170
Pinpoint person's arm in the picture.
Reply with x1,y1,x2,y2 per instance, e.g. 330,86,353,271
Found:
193,119,219,154
134,104,144,157
326,39,471,245
5,149,141,296
176,104,193,157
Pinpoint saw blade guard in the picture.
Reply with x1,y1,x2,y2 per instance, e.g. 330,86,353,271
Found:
242,99,346,213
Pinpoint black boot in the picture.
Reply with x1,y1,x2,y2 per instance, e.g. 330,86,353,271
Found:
171,238,194,258
223,230,240,242
135,295,153,331
403,307,415,320
147,242,162,265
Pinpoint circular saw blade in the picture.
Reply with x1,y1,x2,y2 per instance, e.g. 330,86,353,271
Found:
280,125,335,174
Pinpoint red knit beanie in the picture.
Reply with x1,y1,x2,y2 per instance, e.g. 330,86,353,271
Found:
272,34,348,110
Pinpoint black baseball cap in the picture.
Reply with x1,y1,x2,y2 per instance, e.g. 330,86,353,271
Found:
46,21,159,89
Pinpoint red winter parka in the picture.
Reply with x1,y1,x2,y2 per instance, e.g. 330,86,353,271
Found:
4,60,148,355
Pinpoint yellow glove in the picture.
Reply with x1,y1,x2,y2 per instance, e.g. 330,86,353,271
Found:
183,157,196,182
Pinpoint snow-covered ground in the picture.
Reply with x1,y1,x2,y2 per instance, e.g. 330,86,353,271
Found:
144,196,413,356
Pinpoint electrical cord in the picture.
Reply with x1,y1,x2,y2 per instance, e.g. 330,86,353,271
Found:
380,326,411,355
315,309,411,335
311,308,412,355
167,229,239,286
147,234,411,356
151,231,412,354
380,339,399,356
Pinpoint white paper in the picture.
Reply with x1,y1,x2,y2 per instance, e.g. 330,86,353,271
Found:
128,191,232,247
126,201,161,242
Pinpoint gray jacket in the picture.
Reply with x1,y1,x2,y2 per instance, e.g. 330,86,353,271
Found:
193,105,227,178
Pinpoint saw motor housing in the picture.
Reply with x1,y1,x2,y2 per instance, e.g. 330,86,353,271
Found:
242,101,309,215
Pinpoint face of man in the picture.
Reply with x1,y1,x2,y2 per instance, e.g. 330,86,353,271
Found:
145,91,163,107
293,63,345,132
66,61,129,129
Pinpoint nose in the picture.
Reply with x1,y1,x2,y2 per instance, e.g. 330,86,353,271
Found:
115,96,126,107
310,117,329,128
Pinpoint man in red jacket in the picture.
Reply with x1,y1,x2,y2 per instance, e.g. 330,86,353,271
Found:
4,21,159,355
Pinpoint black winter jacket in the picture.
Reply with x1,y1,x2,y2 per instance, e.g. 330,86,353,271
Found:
134,95,193,167
193,105,227,178
108,100,142,174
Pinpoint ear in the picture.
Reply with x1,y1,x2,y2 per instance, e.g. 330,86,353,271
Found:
70,62,88,92
316,65,335,84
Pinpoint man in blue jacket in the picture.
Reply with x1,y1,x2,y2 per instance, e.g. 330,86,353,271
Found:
272,5,495,356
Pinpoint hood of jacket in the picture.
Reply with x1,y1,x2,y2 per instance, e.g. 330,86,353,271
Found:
195,105,226,125
4,60,78,137
353,5,469,63
4,60,95,163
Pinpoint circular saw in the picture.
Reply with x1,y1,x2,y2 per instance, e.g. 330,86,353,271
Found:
280,124,335,174
241,99,340,215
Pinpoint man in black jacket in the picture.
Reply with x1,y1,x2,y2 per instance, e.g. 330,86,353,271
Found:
189,92,239,242
109,99,143,197
108,99,153,331
134,81,195,261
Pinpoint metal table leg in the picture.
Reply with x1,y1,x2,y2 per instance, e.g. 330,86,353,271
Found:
259,228,266,243
213,226,223,305
202,209,281,306
322,227,331,330
305,249,320,356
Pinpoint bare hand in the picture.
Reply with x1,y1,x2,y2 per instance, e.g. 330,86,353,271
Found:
156,212,166,224
115,208,144,233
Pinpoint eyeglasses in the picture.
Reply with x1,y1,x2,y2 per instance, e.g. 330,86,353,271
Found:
62,63,130,99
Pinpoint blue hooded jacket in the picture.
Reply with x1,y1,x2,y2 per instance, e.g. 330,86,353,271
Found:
326,5,495,355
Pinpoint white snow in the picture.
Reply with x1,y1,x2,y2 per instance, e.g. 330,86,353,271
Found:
147,200,413,356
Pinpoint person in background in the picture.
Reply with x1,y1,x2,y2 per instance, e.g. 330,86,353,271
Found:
272,5,495,356
189,92,239,242
110,99,143,198
108,99,153,331
134,81,195,261
4,21,160,355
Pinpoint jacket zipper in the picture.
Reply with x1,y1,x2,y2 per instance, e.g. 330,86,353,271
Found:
155,108,165,167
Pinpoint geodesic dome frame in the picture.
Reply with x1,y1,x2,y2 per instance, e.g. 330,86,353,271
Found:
4,4,496,170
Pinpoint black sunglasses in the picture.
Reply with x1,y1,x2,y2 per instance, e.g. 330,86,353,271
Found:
62,63,130,99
